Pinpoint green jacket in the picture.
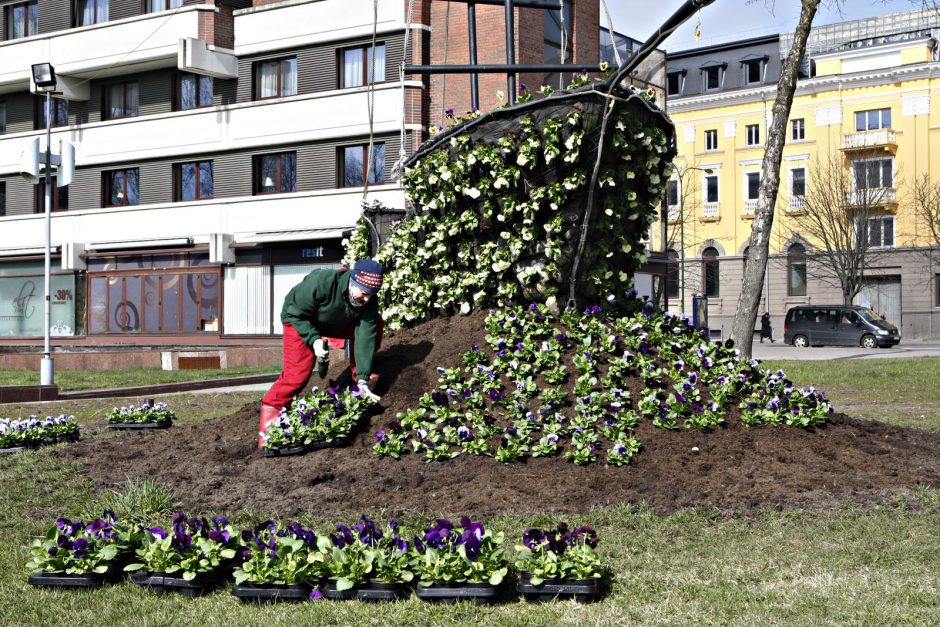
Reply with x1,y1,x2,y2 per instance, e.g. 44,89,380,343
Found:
280,268,380,379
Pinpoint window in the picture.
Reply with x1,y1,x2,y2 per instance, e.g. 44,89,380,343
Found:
0,102,6,134
666,179,679,206
787,243,807,296
936,275,940,308
704,129,718,151
341,44,386,88
790,167,806,197
666,71,685,96
855,108,891,131
36,97,69,129
5,1,37,39
791,118,805,141
175,161,213,202
746,123,760,146
542,0,572,89
0,182,5,217
254,57,297,99
860,216,895,248
76,0,108,26
704,175,719,203
746,172,760,200
340,143,385,188
104,81,139,119
666,250,679,299
103,169,140,207
743,59,763,85
254,152,297,194
34,178,69,213
147,0,182,12
702,247,720,297
176,73,213,110
852,158,893,189
703,66,722,90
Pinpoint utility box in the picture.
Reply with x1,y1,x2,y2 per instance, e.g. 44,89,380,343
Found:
692,293,708,329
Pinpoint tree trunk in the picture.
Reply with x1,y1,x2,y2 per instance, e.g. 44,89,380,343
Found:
729,0,820,357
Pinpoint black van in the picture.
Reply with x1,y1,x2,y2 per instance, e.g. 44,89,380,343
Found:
783,305,901,348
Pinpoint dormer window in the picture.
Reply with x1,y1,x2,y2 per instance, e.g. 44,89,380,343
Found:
741,54,769,86
666,70,686,97
700,61,727,91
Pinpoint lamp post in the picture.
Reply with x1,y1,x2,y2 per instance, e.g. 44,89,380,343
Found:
31,62,57,386
670,163,713,314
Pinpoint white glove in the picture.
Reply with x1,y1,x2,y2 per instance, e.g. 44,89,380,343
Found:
358,379,381,402
313,338,329,361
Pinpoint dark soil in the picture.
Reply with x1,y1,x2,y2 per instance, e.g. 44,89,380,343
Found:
58,311,940,516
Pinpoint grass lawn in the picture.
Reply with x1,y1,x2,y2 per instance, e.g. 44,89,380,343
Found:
1,360,939,624
0,366,276,392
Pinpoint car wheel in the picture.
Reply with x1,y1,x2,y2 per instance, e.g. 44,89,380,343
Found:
792,335,809,348
861,334,878,349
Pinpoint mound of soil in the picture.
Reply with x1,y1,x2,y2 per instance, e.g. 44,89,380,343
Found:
58,312,940,516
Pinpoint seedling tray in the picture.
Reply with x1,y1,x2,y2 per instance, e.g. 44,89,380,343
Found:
131,567,230,596
517,573,601,603
107,421,172,430
323,580,406,602
231,582,311,603
263,438,351,457
415,582,497,605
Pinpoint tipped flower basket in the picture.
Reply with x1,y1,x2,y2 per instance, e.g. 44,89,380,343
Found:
516,572,601,603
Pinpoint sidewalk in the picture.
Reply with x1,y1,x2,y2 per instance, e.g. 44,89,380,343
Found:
751,338,940,361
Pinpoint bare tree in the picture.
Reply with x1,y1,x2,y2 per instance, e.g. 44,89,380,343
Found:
908,172,940,256
729,0,820,357
786,149,895,305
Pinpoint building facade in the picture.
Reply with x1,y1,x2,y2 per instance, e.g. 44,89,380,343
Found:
0,0,602,361
665,9,940,340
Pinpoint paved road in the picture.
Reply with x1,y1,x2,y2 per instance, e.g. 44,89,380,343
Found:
751,338,940,361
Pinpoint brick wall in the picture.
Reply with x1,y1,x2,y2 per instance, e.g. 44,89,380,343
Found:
215,3,235,49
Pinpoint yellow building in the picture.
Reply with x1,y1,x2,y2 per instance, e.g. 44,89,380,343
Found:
665,10,940,340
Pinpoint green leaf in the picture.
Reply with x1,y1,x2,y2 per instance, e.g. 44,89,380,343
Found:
182,570,197,581
335,577,354,591
93,565,109,574
220,548,236,559
124,563,145,572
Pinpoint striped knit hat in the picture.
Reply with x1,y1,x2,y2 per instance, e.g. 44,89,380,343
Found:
350,259,384,294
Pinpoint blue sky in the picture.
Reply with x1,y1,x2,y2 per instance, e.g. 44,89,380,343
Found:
607,1,919,51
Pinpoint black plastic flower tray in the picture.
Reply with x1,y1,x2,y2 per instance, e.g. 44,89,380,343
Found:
263,437,351,457
231,582,311,603
517,572,601,603
0,446,26,455
107,421,172,430
415,582,498,605
28,570,106,589
323,580,406,602
131,567,230,596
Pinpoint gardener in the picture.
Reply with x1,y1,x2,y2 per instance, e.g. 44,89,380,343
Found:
258,259,385,448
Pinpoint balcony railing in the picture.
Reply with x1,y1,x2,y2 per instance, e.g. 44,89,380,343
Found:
841,128,897,151
702,202,720,219
844,187,897,208
742,199,758,215
787,196,806,213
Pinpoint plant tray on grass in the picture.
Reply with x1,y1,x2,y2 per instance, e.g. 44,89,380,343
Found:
517,571,601,603
262,385,375,457
131,567,231,596
231,582,312,603
27,557,132,590
415,582,498,605
1,415,80,452
322,579,406,602
107,402,175,430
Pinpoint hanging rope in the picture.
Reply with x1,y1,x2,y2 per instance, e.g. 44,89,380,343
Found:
358,0,382,253
600,0,622,67
392,0,417,183
439,1,452,125
558,2,568,90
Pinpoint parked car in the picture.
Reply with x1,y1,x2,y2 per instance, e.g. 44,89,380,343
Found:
783,305,901,348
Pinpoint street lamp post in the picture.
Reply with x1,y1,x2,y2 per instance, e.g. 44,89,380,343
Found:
31,63,57,386
670,163,712,315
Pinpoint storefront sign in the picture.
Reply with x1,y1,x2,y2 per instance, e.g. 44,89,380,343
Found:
0,274,76,337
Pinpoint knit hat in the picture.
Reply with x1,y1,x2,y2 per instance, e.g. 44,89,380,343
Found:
349,259,384,294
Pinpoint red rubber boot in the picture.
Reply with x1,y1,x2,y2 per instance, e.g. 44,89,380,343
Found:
258,404,280,449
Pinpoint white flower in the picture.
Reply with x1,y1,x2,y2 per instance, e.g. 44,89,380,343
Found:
460,302,471,315
464,187,481,199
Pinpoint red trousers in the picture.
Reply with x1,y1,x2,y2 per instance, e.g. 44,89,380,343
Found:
262,320,384,410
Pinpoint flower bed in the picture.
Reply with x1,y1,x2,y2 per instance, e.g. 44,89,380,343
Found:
370,295,833,466
262,385,375,456
0,415,79,453
107,401,175,430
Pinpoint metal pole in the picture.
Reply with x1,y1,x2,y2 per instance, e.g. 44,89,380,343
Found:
41,91,54,386
504,0,516,104
675,165,685,316
468,1,479,111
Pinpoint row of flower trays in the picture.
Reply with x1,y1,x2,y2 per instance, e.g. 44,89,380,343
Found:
0,415,79,454
107,401,175,430
27,512,603,604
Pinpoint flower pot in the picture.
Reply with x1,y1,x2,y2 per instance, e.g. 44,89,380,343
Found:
263,437,351,458
415,581,498,605
231,582,311,603
517,571,601,603
131,567,231,596
107,421,172,430
322,579,406,602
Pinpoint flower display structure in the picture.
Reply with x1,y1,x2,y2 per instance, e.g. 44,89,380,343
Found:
125,512,241,581
514,523,602,585
107,402,175,425
411,516,507,587
371,294,833,466
26,510,139,576
344,81,677,331
0,414,78,449
234,520,320,586
262,385,374,451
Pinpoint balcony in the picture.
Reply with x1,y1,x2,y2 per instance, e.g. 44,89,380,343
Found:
701,202,720,221
844,187,898,210
786,196,806,214
742,199,758,218
0,6,216,95
841,128,897,153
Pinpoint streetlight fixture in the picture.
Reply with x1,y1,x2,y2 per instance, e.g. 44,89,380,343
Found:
670,163,713,314
31,62,57,386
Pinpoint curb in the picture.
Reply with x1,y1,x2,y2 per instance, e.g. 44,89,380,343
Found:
56,373,278,401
